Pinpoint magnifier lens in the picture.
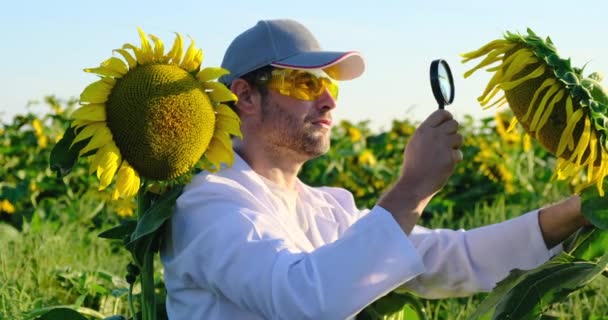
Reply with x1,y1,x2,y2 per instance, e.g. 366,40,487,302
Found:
430,59,455,109
438,64,452,101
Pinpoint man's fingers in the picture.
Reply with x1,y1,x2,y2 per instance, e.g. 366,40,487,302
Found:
447,133,464,149
440,119,460,134
422,110,454,128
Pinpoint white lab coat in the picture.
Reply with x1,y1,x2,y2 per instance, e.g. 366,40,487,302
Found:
161,155,560,320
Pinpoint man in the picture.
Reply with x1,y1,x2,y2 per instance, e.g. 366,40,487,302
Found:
161,19,588,319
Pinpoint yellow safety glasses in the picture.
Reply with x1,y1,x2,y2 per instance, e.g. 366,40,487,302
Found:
264,68,339,101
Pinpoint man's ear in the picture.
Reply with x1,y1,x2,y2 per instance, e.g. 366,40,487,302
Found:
230,79,259,115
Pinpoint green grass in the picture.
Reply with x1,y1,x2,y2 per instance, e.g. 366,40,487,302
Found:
0,215,131,319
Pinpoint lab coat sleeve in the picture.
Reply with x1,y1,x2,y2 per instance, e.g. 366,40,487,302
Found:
165,198,426,320
402,210,562,298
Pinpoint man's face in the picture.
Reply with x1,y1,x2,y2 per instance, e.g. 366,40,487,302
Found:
258,88,336,159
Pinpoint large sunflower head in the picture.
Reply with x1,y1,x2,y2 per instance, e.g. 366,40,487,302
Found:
71,28,242,200
462,29,608,195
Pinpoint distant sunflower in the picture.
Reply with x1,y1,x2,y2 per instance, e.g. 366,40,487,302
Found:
462,29,608,195
71,28,241,200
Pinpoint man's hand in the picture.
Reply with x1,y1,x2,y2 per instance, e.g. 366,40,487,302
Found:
400,110,463,198
378,110,463,235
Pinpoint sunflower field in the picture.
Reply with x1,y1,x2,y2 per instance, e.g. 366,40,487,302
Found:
2,96,608,319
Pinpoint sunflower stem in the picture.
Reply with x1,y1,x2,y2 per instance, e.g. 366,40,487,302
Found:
136,180,157,320
128,281,136,320
140,244,156,320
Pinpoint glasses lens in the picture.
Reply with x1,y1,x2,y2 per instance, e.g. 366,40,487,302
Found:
268,69,338,101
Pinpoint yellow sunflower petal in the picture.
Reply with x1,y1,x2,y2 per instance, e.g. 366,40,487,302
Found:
137,28,154,64
536,89,565,133
166,33,184,65
216,104,239,120
478,69,504,102
569,117,592,166
79,125,113,156
112,161,141,199
213,130,233,151
461,39,512,61
587,131,598,178
529,83,560,131
556,108,584,156
506,116,518,133
522,78,556,122
192,49,204,70
217,113,240,133
72,118,99,130
113,49,137,69
205,137,234,170
80,78,115,104
203,82,238,102
72,122,105,145
71,103,106,122
197,67,230,82
95,142,122,190
84,57,128,77
180,38,202,72
499,64,545,91
123,43,144,64
148,34,165,62
217,114,242,138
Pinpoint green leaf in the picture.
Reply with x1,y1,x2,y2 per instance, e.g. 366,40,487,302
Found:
129,185,183,244
124,186,183,265
581,186,608,229
98,220,137,240
467,269,529,320
28,306,88,320
570,228,608,262
469,252,608,320
49,125,90,178
361,292,427,320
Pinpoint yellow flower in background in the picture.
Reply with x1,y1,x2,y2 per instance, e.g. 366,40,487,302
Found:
32,118,48,148
70,28,241,200
0,199,16,214
463,29,608,195
358,149,377,166
29,181,38,193
348,127,362,143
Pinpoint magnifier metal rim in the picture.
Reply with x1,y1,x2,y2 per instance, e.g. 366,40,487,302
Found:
430,59,455,105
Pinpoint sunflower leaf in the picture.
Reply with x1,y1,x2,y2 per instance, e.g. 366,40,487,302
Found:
25,306,88,320
98,219,137,240
50,125,91,178
581,186,608,229
126,185,184,260
569,227,608,262
468,252,608,319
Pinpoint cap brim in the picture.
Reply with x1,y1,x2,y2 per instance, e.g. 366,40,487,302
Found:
271,51,365,81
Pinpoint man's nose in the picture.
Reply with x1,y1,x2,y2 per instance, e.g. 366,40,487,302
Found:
314,88,337,111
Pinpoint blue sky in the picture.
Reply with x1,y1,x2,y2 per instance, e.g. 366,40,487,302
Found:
1,0,607,130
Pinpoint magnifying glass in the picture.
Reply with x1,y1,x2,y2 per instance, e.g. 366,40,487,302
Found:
430,59,455,110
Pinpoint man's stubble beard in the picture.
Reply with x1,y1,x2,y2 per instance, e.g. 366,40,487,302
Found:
260,99,330,159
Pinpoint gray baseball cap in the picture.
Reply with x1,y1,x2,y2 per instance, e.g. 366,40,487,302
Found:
220,19,365,85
